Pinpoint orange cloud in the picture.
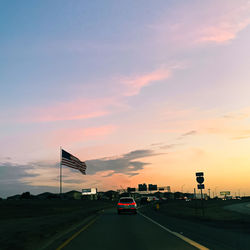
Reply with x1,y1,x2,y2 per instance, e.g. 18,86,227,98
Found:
151,106,250,142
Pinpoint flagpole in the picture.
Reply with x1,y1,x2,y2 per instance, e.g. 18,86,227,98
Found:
60,146,62,197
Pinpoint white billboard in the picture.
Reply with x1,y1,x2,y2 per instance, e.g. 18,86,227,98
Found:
82,188,97,195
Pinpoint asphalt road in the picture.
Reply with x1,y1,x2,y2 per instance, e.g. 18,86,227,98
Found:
140,205,250,250
54,208,204,250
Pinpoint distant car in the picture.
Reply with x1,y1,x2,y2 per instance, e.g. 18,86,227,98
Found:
140,196,150,204
117,197,137,214
147,196,159,202
152,196,159,201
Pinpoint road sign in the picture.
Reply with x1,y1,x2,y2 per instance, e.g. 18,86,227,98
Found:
196,176,204,184
220,191,230,196
82,188,97,195
127,187,136,192
198,184,205,189
196,172,204,177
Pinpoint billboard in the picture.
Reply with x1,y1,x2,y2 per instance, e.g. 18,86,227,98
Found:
220,191,230,196
82,188,97,195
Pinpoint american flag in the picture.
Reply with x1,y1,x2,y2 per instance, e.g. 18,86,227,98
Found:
61,149,87,175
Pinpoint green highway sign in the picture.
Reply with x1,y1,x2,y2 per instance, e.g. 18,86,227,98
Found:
196,172,204,177
220,191,230,196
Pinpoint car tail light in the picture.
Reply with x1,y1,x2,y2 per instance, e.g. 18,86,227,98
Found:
117,202,136,206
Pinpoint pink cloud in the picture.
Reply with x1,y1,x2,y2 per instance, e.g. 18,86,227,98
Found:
19,98,114,123
121,68,171,96
196,7,250,44
10,67,176,124
151,1,250,46
49,125,116,146
82,126,116,137
3,64,182,126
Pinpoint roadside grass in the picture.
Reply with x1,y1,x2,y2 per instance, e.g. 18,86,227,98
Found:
149,200,250,228
0,200,114,250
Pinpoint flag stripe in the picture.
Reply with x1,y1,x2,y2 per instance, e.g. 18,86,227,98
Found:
61,164,86,171
61,149,87,175
61,159,86,168
61,157,86,166
62,160,86,169
62,163,86,171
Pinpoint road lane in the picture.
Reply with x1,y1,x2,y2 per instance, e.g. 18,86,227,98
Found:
59,208,199,250
140,205,250,250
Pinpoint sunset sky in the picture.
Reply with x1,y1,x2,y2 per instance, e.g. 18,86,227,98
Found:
1,0,250,198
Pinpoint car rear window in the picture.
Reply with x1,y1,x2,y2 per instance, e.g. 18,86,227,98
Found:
120,198,134,203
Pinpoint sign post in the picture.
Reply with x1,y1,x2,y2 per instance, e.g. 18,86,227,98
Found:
220,191,230,200
196,172,205,216
60,147,62,197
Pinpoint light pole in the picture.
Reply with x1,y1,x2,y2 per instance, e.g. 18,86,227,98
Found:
181,184,185,193
215,186,218,197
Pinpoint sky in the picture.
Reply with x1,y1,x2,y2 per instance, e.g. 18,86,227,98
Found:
1,0,250,198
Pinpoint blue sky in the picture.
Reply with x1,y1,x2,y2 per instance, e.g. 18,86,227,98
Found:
1,1,250,197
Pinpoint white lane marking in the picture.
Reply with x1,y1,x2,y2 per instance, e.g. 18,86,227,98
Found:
138,211,209,250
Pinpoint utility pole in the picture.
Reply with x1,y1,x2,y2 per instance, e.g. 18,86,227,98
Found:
60,147,62,197
181,184,185,193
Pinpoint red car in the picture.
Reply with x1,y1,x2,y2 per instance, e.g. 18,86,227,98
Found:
117,197,137,214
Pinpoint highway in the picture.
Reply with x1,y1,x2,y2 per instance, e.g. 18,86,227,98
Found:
53,208,207,250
